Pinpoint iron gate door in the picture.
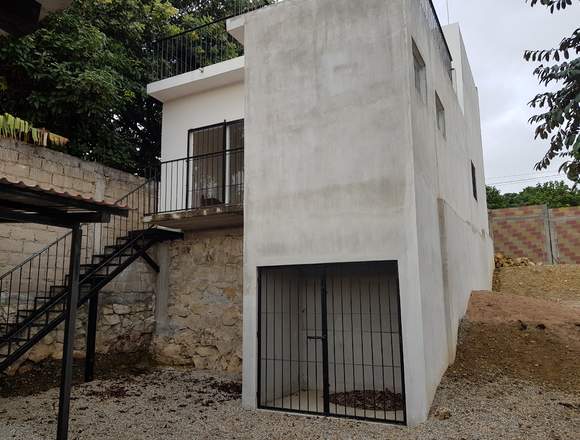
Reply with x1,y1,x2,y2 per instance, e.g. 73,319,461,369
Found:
257,261,406,424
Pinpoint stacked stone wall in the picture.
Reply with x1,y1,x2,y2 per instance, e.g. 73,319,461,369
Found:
153,228,243,372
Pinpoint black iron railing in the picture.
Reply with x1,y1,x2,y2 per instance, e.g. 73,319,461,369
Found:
0,178,156,338
151,1,452,83
419,0,453,77
151,0,280,81
150,148,244,215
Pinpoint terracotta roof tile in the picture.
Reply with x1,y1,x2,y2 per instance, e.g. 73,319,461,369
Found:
0,177,128,210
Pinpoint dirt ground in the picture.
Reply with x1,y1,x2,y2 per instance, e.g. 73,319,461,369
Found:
0,265,579,439
495,264,580,307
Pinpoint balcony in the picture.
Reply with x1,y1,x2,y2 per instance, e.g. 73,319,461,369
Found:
144,148,244,230
149,0,452,84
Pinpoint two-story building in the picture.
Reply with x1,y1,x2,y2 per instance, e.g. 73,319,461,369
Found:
145,0,493,426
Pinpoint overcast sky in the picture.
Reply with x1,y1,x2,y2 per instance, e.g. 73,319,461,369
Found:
431,0,579,193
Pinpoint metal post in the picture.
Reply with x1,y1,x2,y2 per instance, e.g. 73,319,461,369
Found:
56,223,82,440
84,292,99,382
185,132,191,210
320,275,330,416
222,120,227,203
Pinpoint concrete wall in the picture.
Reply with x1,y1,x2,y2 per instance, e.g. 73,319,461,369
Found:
241,0,492,426
405,5,493,410
241,0,433,425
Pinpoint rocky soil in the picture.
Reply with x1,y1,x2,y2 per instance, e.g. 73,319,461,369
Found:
1,266,579,439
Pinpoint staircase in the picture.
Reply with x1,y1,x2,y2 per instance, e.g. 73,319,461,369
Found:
0,179,182,372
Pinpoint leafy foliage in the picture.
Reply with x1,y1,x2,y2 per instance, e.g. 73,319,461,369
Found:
0,112,68,147
486,181,580,209
0,0,264,174
524,0,580,184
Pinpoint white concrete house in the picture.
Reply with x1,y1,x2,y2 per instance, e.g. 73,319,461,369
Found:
147,0,493,427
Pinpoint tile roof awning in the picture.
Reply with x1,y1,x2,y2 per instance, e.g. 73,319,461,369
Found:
0,178,129,228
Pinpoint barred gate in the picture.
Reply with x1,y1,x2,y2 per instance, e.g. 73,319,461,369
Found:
257,261,406,424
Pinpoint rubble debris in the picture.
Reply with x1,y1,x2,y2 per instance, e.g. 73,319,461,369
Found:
495,253,537,268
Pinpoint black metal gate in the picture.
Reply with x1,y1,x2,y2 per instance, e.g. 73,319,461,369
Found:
257,261,406,425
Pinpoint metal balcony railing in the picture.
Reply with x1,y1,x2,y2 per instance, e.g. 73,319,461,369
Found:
418,0,453,78
148,148,244,215
150,0,280,81
150,1,452,83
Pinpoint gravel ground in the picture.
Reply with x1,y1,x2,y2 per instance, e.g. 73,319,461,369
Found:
1,366,578,440
2,281,578,439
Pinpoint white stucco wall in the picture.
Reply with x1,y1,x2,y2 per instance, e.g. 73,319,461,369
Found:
160,81,245,162
405,2,493,409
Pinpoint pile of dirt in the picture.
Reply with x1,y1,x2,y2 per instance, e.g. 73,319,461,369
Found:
494,252,537,268
329,389,404,411
495,264,580,305
449,291,580,392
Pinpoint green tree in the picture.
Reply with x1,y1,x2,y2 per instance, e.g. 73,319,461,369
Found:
525,0,580,184
0,0,264,174
486,181,580,209
486,186,508,209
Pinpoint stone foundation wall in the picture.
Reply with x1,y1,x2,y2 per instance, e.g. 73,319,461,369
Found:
153,228,243,373
0,139,156,370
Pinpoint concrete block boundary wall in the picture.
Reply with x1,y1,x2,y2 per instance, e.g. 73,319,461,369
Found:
489,205,580,264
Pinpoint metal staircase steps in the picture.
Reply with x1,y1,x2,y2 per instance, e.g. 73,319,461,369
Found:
0,227,182,371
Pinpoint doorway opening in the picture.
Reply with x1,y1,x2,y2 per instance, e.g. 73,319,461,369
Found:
257,261,406,424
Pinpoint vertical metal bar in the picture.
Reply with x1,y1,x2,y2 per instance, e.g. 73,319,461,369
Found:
84,292,99,382
340,275,347,415
272,270,276,406
257,269,262,408
313,277,318,413
358,277,366,419
223,121,228,204
185,133,191,210
281,271,284,409
305,275,309,413
368,277,377,420
349,277,356,418
320,272,330,416
56,223,82,440
387,276,397,421
296,274,301,412
377,275,387,420
330,273,337,415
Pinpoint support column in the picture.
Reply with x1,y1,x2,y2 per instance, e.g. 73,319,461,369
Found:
84,292,99,382
154,242,170,336
57,223,82,440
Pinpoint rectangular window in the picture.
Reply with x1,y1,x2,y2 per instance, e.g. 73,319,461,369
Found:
471,161,478,201
187,120,244,208
413,41,426,101
435,93,446,138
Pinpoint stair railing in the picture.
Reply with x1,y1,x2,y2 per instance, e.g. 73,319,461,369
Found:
0,175,157,338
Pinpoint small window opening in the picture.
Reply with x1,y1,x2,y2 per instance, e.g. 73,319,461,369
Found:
413,41,426,101
471,161,478,201
435,93,446,138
